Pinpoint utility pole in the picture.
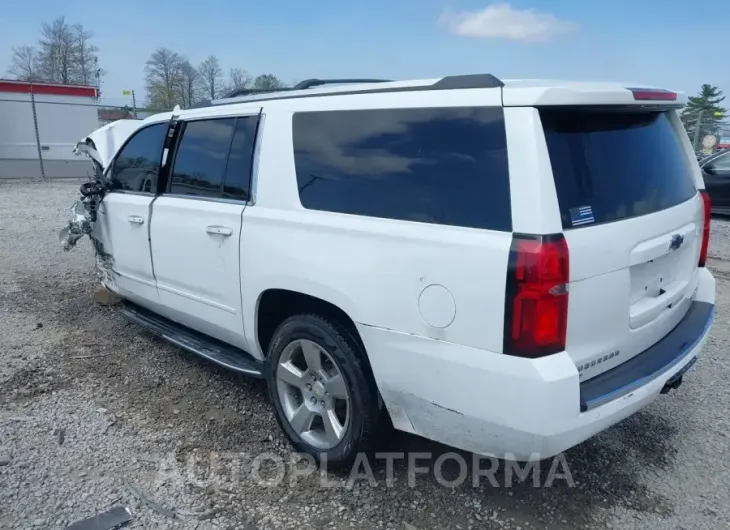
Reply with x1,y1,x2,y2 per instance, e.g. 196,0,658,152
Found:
122,89,138,119
29,83,46,182
692,110,704,151
94,58,101,101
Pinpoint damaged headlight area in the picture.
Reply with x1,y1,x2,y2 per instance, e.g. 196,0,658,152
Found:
60,119,145,287
59,199,93,251
59,180,106,251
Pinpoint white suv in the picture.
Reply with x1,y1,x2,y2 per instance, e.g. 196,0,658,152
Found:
64,75,716,466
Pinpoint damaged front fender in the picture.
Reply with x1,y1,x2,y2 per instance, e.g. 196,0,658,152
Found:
59,182,117,286
59,199,95,251
59,180,106,251
62,119,144,282
62,119,137,252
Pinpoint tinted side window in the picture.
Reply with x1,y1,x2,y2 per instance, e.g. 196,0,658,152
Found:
109,123,166,192
170,118,235,197
222,116,259,201
292,107,511,231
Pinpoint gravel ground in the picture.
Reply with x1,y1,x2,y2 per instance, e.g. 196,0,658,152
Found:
0,180,728,530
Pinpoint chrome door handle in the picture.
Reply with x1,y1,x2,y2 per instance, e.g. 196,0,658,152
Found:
206,225,233,236
128,215,145,224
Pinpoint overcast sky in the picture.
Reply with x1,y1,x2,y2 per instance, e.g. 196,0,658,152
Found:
1,0,727,107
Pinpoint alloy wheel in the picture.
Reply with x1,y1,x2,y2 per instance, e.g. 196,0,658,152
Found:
275,339,350,450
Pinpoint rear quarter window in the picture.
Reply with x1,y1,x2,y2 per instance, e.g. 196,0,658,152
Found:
292,106,511,231
541,110,697,229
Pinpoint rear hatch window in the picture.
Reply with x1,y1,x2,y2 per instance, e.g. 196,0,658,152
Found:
540,110,697,229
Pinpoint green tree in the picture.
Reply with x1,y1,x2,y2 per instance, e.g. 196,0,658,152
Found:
252,74,285,91
681,84,727,146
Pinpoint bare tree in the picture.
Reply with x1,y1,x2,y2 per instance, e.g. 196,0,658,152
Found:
177,60,200,108
6,17,103,87
36,17,77,84
72,24,101,86
7,46,41,81
226,67,252,93
145,47,184,109
198,55,223,100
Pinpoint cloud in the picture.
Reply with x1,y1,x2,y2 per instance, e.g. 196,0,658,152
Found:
439,3,577,43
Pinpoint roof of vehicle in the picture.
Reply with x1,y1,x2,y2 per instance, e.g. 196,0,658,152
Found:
141,74,686,124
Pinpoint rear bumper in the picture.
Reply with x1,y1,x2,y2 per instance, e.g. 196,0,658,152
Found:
580,300,714,411
361,268,715,461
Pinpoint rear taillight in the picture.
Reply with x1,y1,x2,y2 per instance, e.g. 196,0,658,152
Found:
627,88,678,101
699,191,711,267
504,234,569,358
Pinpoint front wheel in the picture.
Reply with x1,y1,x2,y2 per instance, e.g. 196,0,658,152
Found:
265,314,382,468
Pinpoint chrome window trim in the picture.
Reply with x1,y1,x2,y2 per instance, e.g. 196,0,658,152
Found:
161,194,250,206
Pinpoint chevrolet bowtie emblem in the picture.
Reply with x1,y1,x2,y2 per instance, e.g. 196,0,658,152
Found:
669,234,684,251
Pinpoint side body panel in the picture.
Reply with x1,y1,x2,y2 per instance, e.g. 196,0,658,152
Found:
241,88,510,360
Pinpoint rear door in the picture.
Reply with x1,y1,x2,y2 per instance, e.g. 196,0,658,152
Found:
149,113,260,349
538,108,703,381
94,122,167,304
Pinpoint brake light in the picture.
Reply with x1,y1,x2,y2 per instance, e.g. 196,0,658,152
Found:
503,234,569,358
627,88,678,101
699,191,711,267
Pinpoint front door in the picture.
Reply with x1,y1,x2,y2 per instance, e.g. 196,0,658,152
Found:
94,121,168,304
149,113,261,349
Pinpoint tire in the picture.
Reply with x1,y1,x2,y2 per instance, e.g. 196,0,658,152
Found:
265,314,382,469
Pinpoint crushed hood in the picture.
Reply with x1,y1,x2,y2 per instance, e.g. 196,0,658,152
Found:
73,119,143,171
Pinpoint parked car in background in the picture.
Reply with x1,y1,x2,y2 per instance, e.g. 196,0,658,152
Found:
700,149,730,214
62,75,715,467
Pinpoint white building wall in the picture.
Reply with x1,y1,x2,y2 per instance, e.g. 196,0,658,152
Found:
0,91,99,162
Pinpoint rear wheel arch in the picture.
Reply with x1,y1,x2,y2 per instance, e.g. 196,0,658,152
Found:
258,289,391,466
255,288,366,360
264,312,384,466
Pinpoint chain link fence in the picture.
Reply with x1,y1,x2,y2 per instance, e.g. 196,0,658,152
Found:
0,95,171,181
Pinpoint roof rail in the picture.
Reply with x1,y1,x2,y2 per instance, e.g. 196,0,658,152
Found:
222,86,293,99
292,78,393,90
195,73,504,109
